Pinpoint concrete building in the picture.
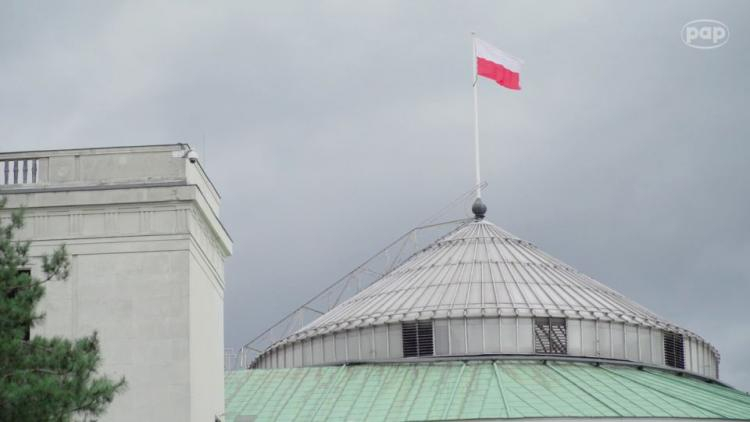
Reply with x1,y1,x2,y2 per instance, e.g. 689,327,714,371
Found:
0,144,232,421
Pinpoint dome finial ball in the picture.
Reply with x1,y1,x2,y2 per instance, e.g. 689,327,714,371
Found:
472,198,487,220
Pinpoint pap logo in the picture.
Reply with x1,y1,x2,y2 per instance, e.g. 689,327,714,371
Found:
682,19,729,49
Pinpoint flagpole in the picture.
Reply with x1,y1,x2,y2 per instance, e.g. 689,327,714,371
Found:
471,33,481,199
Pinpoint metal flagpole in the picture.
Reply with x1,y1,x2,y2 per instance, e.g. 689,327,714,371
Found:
471,32,481,199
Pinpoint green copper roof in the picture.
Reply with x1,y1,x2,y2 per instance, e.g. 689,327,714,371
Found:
224,360,750,421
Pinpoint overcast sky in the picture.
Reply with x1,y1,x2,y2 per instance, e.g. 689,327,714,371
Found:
2,1,749,391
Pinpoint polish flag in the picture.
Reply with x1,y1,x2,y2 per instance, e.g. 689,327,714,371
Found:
475,38,522,90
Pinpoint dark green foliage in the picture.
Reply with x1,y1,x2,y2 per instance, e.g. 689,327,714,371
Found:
0,199,126,421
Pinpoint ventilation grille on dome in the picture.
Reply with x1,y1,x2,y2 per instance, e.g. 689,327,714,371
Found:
664,331,685,369
402,320,434,358
534,317,567,355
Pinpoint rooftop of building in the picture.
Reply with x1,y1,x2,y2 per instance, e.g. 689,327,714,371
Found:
251,208,717,375
0,143,220,201
0,143,231,252
291,218,694,339
224,358,750,421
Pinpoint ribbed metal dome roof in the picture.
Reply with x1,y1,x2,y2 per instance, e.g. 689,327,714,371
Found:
289,219,703,343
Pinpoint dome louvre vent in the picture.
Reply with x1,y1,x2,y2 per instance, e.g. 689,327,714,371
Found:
403,320,434,358
664,331,686,369
534,317,567,355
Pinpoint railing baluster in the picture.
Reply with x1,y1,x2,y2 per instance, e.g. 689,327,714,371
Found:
0,158,40,185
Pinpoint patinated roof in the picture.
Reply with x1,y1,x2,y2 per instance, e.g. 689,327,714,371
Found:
224,360,750,421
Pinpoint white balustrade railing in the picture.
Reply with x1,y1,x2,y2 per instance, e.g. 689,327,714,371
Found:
1,159,39,185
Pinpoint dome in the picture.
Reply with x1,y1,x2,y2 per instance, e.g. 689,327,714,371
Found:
299,220,681,333
252,219,719,380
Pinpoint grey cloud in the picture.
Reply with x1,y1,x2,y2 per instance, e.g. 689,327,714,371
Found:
1,0,748,390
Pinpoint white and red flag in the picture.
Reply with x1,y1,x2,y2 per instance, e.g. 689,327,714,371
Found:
469,35,523,202
475,38,522,90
